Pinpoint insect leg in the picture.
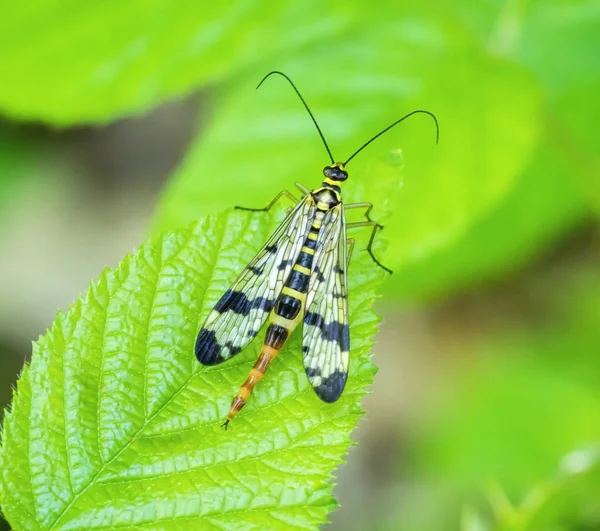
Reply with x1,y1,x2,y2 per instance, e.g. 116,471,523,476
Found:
346,237,356,265
295,182,311,195
346,221,392,274
344,202,382,227
235,190,299,212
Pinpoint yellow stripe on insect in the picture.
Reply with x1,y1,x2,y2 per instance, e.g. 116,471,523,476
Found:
301,246,315,254
307,232,318,241
271,313,296,328
294,265,311,275
282,286,306,300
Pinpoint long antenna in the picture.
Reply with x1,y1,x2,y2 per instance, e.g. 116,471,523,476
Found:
344,110,439,166
257,71,335,164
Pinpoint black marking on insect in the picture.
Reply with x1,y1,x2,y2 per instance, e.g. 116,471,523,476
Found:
195,329,243,365
277,259,293,270
313,370,348,403
214,289,274,316
313,265,326,283
304,311,349,346
248,264,264,275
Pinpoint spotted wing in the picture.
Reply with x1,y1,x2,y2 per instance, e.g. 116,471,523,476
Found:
196,195,316,365
302,204,349,402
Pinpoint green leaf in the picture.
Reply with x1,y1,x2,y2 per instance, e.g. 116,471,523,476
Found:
390,133,588,299
406,270,600,528
415,348,600,495
153,11,542,297
455,0,600,213
460,505,490,531
507,0,600,215
0,209,385,530
0,2,353,124
470,449,600,530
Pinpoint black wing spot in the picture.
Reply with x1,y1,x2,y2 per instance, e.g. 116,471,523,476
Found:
255,297,275,312
278,259,293,271
340,323,350,352
265,244,278,254
313,265,326,283
196,328,243,365
304,311,323,328
314,370,347,403
305,311,348,345
305,366,321,378
214,289,274,316
196,329,224,365
214,289,240,313
249,264,264,275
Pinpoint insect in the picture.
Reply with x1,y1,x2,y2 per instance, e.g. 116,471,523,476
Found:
195,71,438,429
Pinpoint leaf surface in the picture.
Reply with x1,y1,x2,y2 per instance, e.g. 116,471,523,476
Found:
0,209,384,530
0,2,353,123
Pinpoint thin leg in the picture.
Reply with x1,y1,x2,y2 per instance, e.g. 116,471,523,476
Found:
346,221,392,274
235,190,298,212
295,182,310,195
345,202,382,227
346,238,356,266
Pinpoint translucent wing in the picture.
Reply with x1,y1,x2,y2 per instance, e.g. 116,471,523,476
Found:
196,195,316,365
302,204,349,402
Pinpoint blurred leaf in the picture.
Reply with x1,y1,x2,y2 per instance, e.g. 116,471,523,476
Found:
453,0,599,90
473,449,600,530
391,133,587,298
0,2,355,124
461,505,490,531
549,84,600,216
0,208,384,530
417,351,600,492
456,0,600,213
408,270,600,527
516,0,600,216
153,11,541,300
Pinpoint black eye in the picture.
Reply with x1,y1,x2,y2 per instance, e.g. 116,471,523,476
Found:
323,166,335,177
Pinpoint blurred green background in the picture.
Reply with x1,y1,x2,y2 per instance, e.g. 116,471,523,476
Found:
0,1,598,529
